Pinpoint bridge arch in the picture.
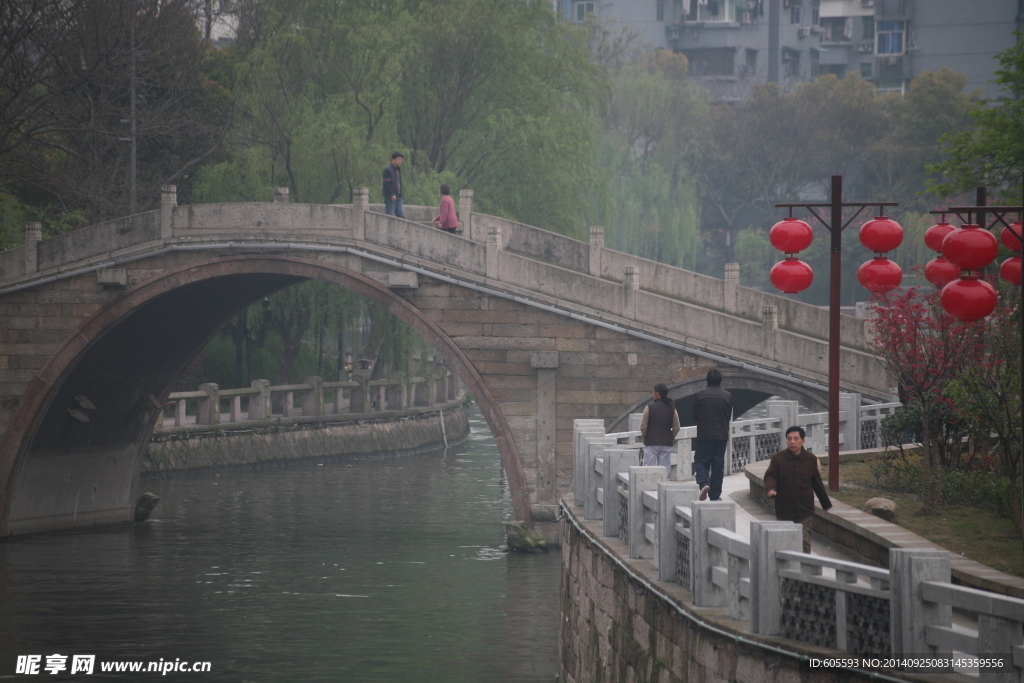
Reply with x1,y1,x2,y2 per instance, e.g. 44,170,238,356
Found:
0,255,531,537
606,367,829,432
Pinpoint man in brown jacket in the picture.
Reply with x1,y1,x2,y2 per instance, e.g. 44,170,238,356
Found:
764,425,832,553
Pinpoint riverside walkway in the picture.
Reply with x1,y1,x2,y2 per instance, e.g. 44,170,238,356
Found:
561,414,1024,683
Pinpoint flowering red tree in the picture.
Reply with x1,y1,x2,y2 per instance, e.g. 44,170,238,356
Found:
945,296,1022,527
870,286,987,512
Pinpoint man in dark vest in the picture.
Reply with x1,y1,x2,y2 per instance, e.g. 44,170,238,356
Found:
693,368,732,501
640,383,680,476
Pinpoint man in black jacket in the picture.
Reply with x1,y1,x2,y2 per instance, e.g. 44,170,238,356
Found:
382,152,404,218
692,369,732,501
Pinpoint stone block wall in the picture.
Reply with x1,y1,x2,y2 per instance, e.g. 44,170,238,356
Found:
142,399,469,475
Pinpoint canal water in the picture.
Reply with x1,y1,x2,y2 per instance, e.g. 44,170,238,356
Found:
0,407,561,682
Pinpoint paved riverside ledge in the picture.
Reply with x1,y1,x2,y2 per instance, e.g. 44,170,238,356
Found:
558,495,960,683
745,460,1024,599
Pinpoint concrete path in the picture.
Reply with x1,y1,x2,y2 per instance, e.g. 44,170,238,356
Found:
720,469,856,562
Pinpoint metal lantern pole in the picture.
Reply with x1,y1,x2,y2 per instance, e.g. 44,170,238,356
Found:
776,174,898,492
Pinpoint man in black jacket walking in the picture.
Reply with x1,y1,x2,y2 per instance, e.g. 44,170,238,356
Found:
692,369,732,501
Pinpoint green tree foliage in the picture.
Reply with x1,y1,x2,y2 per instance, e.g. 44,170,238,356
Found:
202,0,605,237
244,281,364,383
596,51,703,268
930,34,1024,199
708,72,973,301
0,0,233,229
870,68,975,210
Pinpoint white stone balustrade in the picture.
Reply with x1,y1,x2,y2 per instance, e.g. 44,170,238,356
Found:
570,414,1024,674
162,359,455,427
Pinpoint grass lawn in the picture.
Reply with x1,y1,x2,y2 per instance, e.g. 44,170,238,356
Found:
832,461,1024,578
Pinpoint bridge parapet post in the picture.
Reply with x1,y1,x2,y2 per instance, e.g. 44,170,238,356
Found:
349,377,367,413
628,465,665,559
749,521,803,635
302,376,324,416
761,305,778,360
657,482,698,581
23,222,41,273
433,359,447,404
160,185,176,240
589,226,604,277
353,187,368,241
890,548,952,655
486,226,502,279
765,399,799,434
724,263,739,312
691,501,735,607
248,379,271,420
458,189,475,241
196,383,220,425
623,266,639,319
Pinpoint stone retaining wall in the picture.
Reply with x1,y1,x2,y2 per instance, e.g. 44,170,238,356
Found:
141,396,469,476
559,502,916,683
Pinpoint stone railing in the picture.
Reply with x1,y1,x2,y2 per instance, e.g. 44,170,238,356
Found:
162,358,456,427
574,394,901,496
570,417,1024,677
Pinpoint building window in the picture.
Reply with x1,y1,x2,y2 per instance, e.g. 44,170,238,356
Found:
862,17,874,41
821,17,852,42
696,0,729,21
810,0,819,25
809,49,820,78
684,48,736,77
876,20,905,55
819,64,847,78
575,1,595,20
657,1,665,21
790,2,801,24
860,61,873,78
782,48,800,78
744,48,758,76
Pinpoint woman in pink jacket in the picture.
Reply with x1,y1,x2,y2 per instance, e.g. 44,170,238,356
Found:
432,184,458,234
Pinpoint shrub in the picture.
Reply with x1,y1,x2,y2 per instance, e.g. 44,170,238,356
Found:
942,468,1015,518
869,451,923,493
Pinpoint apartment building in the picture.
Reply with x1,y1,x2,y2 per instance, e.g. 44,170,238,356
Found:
563,0,1023,101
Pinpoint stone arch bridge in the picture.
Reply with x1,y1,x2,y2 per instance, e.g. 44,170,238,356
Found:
0,187,889,539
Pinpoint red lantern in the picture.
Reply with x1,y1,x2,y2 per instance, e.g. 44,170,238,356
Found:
769,218,813,253
770,257,813,294
941,277,997,321
860,216,903,253
1000,222,1023,251
1001,256,1022,286
857,257,902,293
924,257,961,288
924,221,954,253
942,224,998,271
